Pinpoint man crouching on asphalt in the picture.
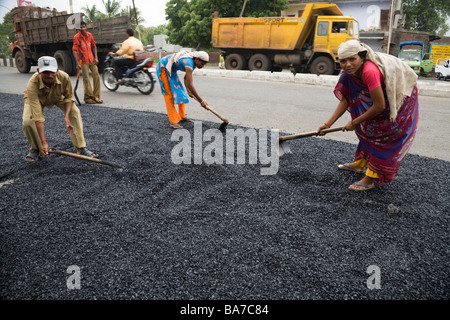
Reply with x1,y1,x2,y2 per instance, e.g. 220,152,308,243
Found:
23,56,98,162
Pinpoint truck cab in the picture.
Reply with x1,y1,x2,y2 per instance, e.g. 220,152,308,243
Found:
398,41,434,76
314,17,359,74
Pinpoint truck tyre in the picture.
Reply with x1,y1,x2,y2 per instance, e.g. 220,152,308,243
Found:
248,54,272,71
15,51,31,73
54,50,74,75
225,53,247,70
310,56,334,75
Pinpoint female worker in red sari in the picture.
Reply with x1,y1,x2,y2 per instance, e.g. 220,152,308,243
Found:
318,40,419,191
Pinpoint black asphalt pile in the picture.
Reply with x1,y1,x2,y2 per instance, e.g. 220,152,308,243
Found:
0,92,448,300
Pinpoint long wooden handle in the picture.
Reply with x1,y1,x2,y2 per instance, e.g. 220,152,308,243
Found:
193,96,228,122
279,126,345,142
48,148,123,169
207,107,228,122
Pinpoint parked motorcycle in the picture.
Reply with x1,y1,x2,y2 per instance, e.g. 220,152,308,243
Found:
102,55,155,95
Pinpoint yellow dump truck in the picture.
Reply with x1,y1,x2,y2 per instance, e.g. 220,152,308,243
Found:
211,3,359,75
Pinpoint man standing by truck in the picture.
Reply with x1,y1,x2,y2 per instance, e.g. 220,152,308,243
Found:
72,21,102,104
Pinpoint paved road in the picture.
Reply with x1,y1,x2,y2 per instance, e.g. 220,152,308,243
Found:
1,65,449,161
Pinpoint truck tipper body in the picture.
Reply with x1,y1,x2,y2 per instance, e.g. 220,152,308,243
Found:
10,6,130,75
211,3,359,75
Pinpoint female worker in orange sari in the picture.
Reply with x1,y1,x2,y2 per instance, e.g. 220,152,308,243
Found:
156,51,209,129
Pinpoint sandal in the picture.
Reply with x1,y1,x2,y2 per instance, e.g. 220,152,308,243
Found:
348,182,375,191
170,123,183,129
180,117,193,123
77,147,98,158
338,163,364,173
85,99,97,104
94,98,103,104
25,151,41,162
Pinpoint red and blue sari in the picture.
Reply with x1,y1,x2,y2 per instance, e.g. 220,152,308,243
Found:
334,69,419,185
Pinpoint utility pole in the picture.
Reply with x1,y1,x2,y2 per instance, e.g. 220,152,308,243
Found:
387,0,394,55
240,0,247,18
132,0,141,40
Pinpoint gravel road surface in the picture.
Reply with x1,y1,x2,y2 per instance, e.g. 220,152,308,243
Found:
0,92,448,304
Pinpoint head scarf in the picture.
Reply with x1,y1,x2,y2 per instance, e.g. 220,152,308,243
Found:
165,50,209,75
338,40,418,121
338,40,367,60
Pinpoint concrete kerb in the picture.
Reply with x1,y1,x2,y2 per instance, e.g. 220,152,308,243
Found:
2,59,448,97
1,58,15,68
194,68,450,98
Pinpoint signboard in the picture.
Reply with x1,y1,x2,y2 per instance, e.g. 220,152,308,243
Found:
429,44,450,66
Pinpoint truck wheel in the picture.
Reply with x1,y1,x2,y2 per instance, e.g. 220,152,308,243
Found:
249,54,272,71
310,56,334,75
15,51,31,73
54,50,74,75
225,53,247,70
436,73,443,80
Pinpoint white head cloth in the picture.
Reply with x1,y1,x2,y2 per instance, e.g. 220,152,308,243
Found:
338,40,367,60
338,40,418,121
165,50,209,75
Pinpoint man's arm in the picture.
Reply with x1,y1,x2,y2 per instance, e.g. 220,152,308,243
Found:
73,50,81,70
35,122,48,155
61,73,75,133
63,101,74,134
93,46,98,64
109,39,129,57
72,35,81,70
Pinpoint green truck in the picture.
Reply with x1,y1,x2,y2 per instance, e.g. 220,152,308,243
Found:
398,41,434,76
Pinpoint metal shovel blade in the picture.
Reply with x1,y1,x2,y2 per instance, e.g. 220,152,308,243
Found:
218,120,229,131
278,140,292,157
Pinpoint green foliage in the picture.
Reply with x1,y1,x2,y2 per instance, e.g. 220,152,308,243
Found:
0,12,14,58
102,0,122,18
166,0,289,49
82,5,106,22
403,0,450,36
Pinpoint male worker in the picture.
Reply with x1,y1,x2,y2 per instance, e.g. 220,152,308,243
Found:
23,56,98,162
107,28,144,84
73,20,102,104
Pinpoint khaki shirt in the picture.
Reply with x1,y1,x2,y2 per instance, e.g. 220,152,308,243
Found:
116,36,144,59
24,71,75,123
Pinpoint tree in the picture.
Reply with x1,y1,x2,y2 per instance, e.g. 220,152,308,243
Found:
403,0,450,36
82,5,106,22
121,5,145,30
0,12,14,58
102,0,122,18
166,0,289,49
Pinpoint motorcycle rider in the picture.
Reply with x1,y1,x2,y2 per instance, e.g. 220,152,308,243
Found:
107,28,144,84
